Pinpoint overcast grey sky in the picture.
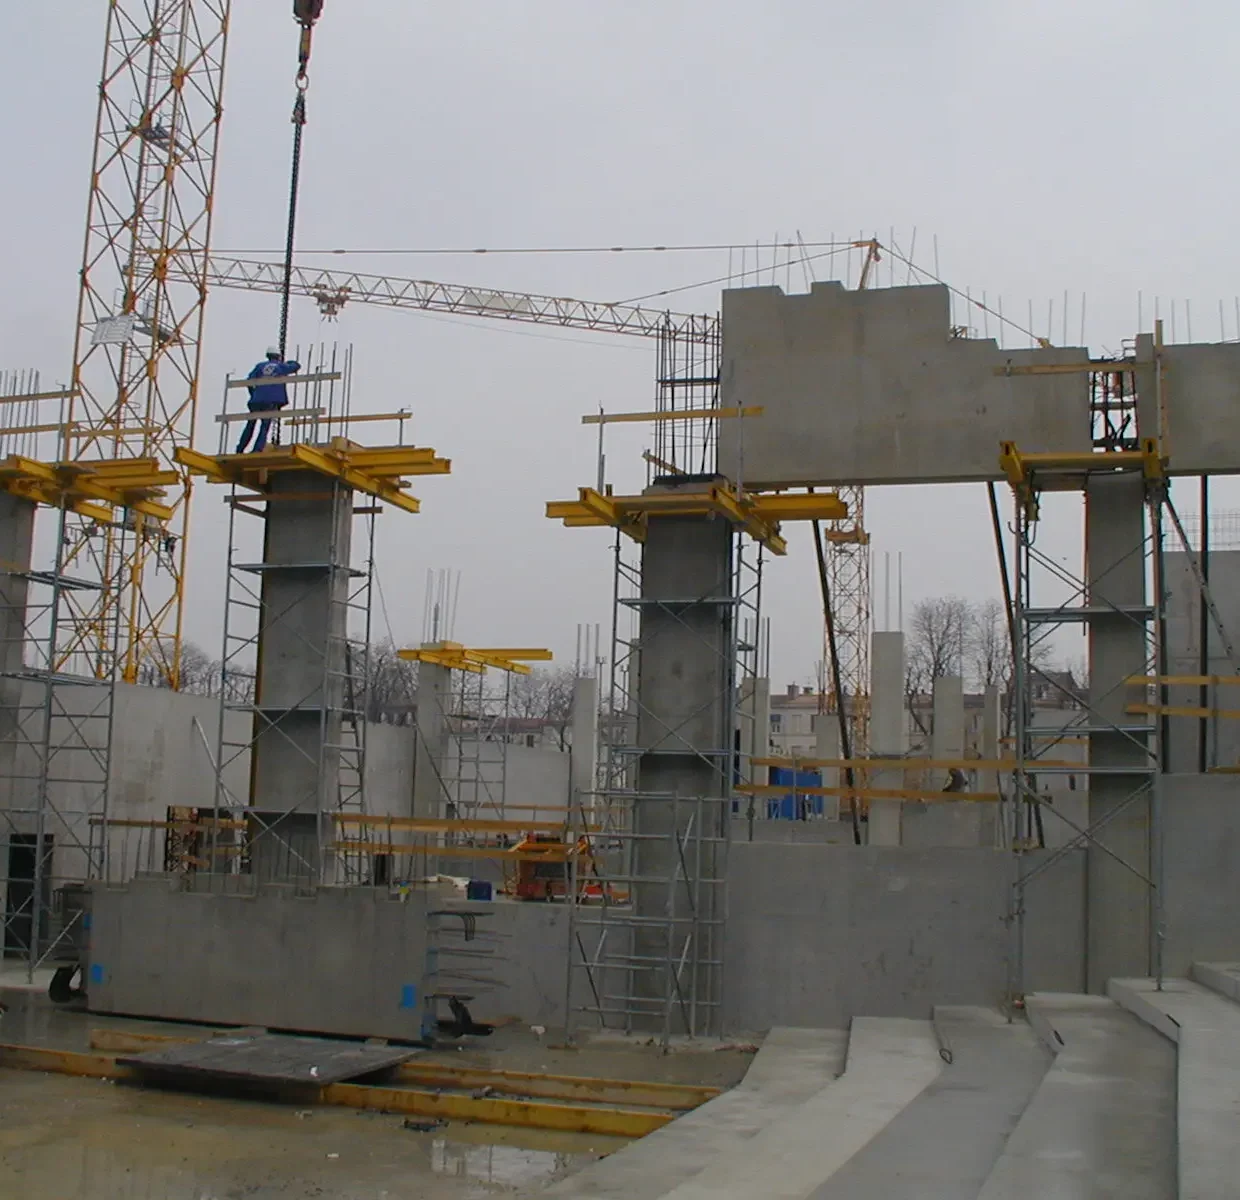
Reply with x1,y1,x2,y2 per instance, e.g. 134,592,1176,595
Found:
3,2,1240,686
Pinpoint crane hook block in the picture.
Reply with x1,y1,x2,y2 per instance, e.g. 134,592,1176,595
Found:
294,0,324,26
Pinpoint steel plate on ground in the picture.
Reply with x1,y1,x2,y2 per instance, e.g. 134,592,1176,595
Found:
117,1033,417,1087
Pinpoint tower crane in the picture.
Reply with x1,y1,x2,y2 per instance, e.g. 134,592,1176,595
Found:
197,254,873,732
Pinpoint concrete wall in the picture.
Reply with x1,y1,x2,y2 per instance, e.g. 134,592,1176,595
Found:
723,843,1085,1031
88,875,429,1041
1163,548,1240,772
1160,772,1240,973
1135,335,1240,475
717,282,1091,488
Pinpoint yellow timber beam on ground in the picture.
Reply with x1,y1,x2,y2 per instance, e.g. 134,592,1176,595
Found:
0,454,174,521
175,440,451,515
1000,438,1166,520
86,1030,719,1110
0,1042,670,1138
397,642,552,675
546,485,847,555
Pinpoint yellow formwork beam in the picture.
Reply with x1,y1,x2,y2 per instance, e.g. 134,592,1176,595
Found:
397,643,552,676
175,441,451,514
735,783,1001,803
547,484,850,555
0,453,173,522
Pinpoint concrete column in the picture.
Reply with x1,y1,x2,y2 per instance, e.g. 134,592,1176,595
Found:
981,685,1001,761
413,659,452,821
631,493,734,1033
0,495,35,798
812,713,840,821
249,471,353,880
568,674,598,818
868,631,906,844
737,676,770,787
0,493,36,943
1085,473,1152,989
931,675,965,761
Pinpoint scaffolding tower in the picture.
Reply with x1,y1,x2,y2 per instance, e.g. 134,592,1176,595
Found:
562,511,763,1044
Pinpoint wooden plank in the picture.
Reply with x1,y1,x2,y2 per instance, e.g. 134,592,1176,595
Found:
735,783,1002,803
0,1043,137,1081
1128,702,1240,720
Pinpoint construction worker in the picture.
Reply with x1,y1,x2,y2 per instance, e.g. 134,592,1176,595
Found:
236,348,301,453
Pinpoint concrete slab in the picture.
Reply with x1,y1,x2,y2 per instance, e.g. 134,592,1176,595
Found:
654,1017,942,1200
808,1007,1049,1200
1109,976,1240,1200
532,1027,847,1200
978,994,1175,1200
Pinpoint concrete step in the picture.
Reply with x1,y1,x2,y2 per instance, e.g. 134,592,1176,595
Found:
530,1027,848,1200
1191,960,1240,1004
653,1017,943,1200
977,994,1175,1200
1110,976,1240,1200
806,1007,1050,1200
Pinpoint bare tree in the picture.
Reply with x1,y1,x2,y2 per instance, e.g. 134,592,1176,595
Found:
509,665,578,749
360,639,418,723
138,641,222,695
905,596,970,732
967,598,1012,693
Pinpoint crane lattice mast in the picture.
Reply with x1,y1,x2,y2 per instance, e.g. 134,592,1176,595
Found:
65,0,231,685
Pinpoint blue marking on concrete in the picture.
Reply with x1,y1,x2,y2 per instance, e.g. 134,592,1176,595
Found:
399,984,416,1009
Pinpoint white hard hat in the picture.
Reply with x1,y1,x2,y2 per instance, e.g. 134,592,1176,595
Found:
266,345,281,357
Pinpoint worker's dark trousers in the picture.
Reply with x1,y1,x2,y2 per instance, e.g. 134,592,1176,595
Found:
236,401,282,453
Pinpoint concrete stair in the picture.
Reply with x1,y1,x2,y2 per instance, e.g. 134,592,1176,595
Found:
977,993,1176,1199
806,1007,1050,1200
652,1017,944,1200
531,1026,848,1200
1110,970,1240,1200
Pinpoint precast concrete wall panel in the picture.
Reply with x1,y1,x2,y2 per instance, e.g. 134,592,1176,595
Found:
1136,335,1240,475
723,843,1085,1031
718,282,1092,488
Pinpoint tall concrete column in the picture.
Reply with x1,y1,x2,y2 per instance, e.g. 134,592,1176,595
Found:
0,494,35,786
868,631,906,845
982,685,1003,846
812,713,840,821
737,676,770,787
631,494,734,1033
249,471,353,879
0,493,36,941
931,675,965,761
413,659,452,821
569,674,598,818
1085,473,1152,988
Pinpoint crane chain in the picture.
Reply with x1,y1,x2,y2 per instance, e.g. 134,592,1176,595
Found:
278,3,322,361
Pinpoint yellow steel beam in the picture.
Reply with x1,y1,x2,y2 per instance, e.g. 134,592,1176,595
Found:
581,405,763,426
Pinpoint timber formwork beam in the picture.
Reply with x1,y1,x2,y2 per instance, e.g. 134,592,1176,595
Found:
999,437,1166,519
545,484,847,555
0,454,175,521
176,440,450,514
